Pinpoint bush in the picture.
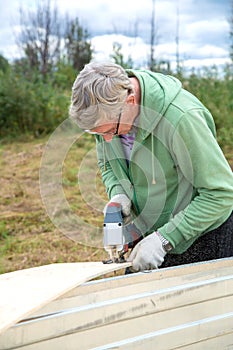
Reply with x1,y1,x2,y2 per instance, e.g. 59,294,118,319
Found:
0,62,232,151
180,66,233,148
0,69,70,138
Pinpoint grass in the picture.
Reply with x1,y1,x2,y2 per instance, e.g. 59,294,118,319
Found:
0,134,232,275
0,134,109,274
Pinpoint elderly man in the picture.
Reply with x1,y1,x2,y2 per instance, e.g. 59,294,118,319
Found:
69,61,233,272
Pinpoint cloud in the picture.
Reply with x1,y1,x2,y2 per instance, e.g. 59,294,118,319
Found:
91,34,149,66
0,26,21,60
91,32,230,72
0,0,231,71
184,18,230,45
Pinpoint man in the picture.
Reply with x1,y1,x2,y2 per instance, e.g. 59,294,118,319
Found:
69,61,233,272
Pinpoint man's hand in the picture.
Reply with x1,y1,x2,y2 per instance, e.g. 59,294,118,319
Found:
127,232,166,271
104,194,131,217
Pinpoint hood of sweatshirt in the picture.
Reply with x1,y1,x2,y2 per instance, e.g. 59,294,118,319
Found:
126,69,182,140
96,70,183,186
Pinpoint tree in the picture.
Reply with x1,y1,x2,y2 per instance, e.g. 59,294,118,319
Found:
110,42,133,69
175,0,181,74
230,0,233,62
148,0,162,71
17,0,61,79
149,0,156,70
64,17,92,72
0,55,9,73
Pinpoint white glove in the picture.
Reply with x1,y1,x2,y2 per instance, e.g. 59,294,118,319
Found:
127,232,166,271
104,194,131,217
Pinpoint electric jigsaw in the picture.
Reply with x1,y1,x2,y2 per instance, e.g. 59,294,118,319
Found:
103,202,143,264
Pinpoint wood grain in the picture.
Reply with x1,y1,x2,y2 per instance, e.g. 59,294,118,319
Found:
0,261,131,335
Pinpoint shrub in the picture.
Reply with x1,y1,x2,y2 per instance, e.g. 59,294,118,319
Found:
0,69,70,138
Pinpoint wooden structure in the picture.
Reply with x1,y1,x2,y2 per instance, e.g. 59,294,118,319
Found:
0,262,131,335
0,257,233,349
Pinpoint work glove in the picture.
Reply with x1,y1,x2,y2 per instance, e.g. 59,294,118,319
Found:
104,194,131,217
127,232,166,271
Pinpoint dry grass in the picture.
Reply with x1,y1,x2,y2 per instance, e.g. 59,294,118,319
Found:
0,135,109,274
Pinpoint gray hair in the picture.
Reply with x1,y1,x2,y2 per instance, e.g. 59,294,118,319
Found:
69,61,134,130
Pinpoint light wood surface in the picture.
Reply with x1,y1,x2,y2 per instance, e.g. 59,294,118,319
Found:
0,258,233,350
0,261,131,335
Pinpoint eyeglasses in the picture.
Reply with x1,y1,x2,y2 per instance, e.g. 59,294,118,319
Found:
85,111,122,136
113,111,122,135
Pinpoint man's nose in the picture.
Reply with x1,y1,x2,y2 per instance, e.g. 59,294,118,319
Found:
103,134,114,142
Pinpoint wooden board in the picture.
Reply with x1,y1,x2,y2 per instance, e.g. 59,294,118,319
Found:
0,261,131,335
0,258,233,350
31,262,233,318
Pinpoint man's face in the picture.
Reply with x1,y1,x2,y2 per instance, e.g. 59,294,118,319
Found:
87,94,138,142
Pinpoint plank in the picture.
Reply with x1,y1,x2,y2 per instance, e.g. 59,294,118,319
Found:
35,257,233,305
3,282,233,350
2,278,232,349
90,311,233,350
0,261,131,335
30,262,233,317
170,333,233,350
1,259,233,350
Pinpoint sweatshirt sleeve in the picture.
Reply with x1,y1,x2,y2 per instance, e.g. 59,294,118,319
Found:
158,109,233,249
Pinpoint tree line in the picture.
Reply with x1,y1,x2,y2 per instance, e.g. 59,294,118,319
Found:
16,0,92,79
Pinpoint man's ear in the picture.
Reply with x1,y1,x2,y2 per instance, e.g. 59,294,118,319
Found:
126,94,136,105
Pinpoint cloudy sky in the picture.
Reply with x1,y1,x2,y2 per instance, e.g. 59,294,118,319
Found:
0,0,232,71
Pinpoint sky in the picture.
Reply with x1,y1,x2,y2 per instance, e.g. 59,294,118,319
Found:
0,0,232,72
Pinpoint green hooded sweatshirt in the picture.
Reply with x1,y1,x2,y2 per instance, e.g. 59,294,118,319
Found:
96,69,233,254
